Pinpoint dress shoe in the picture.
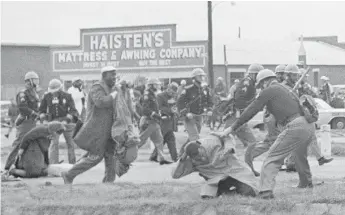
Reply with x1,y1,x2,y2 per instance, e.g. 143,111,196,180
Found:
318,157,333,166
149,157,158,163
295,183,313,188
159,160,173,165
257,191,274,199
61,171,73,185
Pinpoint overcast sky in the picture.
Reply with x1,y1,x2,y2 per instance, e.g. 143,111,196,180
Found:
2,1,345,46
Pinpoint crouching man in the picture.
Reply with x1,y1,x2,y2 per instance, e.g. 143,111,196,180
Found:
3,121,65,178
171,135,258,199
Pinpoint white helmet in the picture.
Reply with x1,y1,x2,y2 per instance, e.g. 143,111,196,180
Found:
24,71,39,80
192,68,206,77
248,64,264,74
48,79,63,93
147,78,161,85
180,80,186,85
285,64,300,74
255,69,276,87
275,64,286,74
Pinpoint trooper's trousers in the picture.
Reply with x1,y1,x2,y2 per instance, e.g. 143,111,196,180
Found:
245,114,322,173
178,115,203,156
224,114,256,147
139,117,166,162
63,140,116,183
150,131,177,162
259,116,315,191
285,133,322,169
49,122,76,164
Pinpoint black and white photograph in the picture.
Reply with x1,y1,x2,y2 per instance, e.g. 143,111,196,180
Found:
1,0,345,214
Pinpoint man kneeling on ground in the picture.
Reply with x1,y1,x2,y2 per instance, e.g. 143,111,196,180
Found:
3,121,65,178
171,135,258,199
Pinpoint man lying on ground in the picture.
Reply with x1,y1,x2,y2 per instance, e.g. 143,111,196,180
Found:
171,134,258,199
3,121,65,178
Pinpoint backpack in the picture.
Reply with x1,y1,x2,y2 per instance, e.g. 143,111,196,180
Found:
279,83,319,124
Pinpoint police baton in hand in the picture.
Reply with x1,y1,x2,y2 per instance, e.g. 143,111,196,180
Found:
293,66,311,91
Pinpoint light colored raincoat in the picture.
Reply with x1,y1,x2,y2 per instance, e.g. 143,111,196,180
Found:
172,135,259,197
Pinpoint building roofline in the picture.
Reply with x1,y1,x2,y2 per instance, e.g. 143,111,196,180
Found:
79,23,177,31
1,42,75,48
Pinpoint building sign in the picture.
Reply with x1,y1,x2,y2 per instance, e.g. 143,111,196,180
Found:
52,24,207,72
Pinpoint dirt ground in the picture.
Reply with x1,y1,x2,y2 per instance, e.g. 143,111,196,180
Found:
1,126,345,215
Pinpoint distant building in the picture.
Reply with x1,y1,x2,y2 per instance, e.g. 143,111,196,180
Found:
2,29,345,100
1,24,207,100
213,37,345,90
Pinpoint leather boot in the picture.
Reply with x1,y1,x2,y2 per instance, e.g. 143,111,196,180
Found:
257,190,274,199
318,157,333,166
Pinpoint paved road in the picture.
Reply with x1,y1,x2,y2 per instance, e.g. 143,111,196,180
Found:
1,125,345,187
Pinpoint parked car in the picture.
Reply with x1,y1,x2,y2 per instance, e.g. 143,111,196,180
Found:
314,98,345,129
1,101,12,127
250,98,345,130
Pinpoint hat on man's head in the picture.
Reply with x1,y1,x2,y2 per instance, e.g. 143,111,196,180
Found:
72,77,82,83
101,66,116,74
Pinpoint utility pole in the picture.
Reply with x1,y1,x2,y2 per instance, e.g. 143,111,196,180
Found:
223,44,228,90
207,1,214,89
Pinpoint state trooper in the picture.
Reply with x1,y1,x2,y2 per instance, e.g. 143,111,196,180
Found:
283,64,300,88
282,66,333,171
149,82,179,162
223,63,263,147
246,66,333,176
245,66,285,176
3,71,40,174
275,64,286,83
39,79,78,164
177,68,213,154
138,78,171,165
215,69,317,199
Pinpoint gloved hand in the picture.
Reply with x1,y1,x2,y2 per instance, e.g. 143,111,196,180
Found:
31,111,38,119
151,112,162,120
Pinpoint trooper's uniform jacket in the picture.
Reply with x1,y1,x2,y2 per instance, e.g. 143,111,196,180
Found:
140,89,160,121
17,88,40,118
177,83,213,115
282,79,295,89
157,91,177,132
233,76,256,111
39,91,78,122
